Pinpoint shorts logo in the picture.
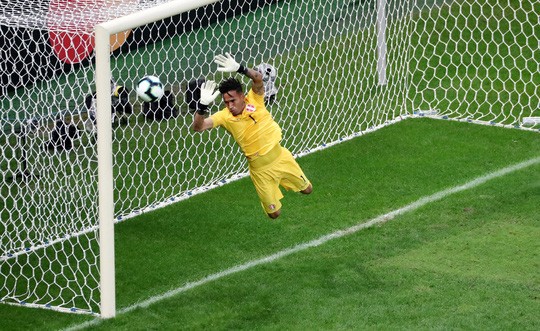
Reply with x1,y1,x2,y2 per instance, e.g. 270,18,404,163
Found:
268,204,276,210
246,104,256,113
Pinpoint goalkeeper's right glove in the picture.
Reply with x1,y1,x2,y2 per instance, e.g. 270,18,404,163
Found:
214,52,249,75
197,80,220,115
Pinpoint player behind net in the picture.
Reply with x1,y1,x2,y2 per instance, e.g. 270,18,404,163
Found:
192,52,313,219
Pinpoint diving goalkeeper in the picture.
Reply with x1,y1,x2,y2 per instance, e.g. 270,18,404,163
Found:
192,52,312,219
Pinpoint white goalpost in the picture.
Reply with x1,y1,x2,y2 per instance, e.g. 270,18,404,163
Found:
1,0,538,317
94,0,220,318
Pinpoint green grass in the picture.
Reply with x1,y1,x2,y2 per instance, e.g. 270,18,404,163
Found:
1,118,539,330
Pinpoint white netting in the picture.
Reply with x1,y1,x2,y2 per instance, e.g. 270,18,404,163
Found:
410,0,539,126
0,0,167,30
1,0,538,315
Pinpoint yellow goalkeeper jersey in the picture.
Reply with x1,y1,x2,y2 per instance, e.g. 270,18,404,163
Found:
211,89,282,160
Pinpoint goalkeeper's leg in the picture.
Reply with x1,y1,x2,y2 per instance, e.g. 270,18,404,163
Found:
250,171,283,219
277,147,312,195
300,183,313,195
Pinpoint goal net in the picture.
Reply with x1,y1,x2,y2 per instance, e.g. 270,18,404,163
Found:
409,0,539,127
0,0,538,316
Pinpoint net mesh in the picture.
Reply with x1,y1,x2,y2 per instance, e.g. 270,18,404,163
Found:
0,0,538,315
0,0,168,29
410,0,539,125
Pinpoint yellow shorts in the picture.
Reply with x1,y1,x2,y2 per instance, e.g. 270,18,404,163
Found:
248,144,311,214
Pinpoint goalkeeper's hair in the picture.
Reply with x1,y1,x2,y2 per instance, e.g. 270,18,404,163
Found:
219,77,243,95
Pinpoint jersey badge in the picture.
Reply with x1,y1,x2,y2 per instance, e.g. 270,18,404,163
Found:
246,104,256,113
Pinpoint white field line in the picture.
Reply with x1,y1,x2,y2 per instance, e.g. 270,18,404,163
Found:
63,155,540,331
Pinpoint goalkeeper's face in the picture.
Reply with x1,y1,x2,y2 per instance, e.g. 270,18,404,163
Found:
222,90,246,116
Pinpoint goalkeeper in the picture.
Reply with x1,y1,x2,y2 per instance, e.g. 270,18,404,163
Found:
193,52,312,219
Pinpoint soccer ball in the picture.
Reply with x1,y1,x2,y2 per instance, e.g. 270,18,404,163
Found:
135,75,164,102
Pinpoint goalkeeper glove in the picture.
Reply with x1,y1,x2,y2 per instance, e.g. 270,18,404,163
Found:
214,52,248,75
197,80,220,115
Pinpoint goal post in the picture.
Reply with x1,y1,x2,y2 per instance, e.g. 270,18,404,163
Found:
376,0,388,86
94,24,116,320
95,0,221,318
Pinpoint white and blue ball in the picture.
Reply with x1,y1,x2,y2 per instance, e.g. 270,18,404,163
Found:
136,75,164,102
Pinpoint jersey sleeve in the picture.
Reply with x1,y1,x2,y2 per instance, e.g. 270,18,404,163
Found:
210,109,226,128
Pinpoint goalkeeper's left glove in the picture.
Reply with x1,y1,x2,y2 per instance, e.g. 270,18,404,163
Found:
197,80,220,115
214,52,248,75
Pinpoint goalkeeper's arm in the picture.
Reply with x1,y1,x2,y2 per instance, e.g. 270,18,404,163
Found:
193,110,213,132
243,67,264,96
214,52,264,95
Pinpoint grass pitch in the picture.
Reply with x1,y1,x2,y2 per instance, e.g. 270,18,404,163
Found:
1,118,539,330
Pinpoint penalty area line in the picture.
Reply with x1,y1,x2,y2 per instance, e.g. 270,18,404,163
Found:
63,155,540,331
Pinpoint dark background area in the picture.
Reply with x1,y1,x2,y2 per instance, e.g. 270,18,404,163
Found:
0,0,280,96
